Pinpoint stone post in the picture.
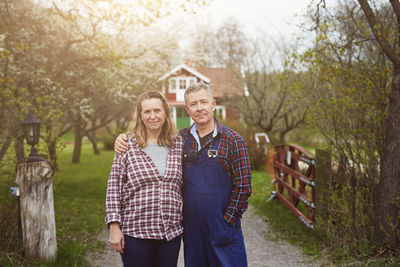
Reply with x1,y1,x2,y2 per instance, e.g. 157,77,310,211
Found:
15,161,57,260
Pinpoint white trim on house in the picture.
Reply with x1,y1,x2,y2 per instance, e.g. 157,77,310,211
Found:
162,80,166,94
171,106,177,124
159,64,211,83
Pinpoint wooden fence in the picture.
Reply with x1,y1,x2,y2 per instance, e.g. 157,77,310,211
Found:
271,144,316,229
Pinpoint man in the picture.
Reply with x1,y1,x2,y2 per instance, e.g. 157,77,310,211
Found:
114,82,252,267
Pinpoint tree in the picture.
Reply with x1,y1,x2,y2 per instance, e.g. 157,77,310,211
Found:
187,21,307,143
0,0,66,166
236,35,307,143
356,0,400,247
1,0,208,166
294,0,397,251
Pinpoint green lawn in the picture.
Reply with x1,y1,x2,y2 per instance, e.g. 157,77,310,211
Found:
50,143,115,266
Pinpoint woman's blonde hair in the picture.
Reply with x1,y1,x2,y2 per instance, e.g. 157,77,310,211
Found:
128,90,176,147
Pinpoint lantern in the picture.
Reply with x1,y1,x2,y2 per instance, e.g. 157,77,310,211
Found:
21,111,42,162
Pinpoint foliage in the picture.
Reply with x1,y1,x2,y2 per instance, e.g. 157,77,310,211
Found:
221,120,266,170
98,127,126,151
0,0,208,166
251,167,400,265
289,0,397,256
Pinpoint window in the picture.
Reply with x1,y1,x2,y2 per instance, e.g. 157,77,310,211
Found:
169,79,177,92
168,77,196,94
179,80,186,90
214,106,226,120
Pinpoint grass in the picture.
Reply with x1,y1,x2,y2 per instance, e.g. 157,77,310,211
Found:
0,140,115,266
50,143,114,266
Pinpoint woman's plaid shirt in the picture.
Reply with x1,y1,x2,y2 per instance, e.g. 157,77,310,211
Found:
105,136,184,241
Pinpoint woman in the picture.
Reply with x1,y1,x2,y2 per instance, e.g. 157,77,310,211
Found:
105,90,183,267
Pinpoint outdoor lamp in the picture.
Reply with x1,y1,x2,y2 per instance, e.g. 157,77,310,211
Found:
21,110,43,162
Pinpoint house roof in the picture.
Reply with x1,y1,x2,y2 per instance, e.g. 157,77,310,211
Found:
196,67,243,98
159,64,210,83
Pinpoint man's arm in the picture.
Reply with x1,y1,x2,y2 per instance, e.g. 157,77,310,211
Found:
223,136,252,225
114,133,129,154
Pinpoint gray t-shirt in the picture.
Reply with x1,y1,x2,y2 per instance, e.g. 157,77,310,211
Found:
142,143,170,177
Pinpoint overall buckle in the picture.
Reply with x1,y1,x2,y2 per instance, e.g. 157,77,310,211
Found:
207,150,218,158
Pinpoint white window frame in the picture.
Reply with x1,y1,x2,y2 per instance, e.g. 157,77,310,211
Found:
171,106,177,124
169,78,177,93
179,79,186,90
169,76,197,94
215,105,226,120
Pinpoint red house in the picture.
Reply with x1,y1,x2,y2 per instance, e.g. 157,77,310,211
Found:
160,63,242,129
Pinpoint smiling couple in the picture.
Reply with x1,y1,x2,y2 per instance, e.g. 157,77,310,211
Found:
105,82,252,267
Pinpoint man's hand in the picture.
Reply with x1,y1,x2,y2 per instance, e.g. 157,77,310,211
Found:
109,222,125,253
114,133,128,154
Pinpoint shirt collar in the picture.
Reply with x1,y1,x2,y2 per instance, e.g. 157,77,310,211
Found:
190,119,221,151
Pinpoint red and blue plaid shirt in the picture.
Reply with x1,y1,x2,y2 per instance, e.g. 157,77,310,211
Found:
105,136,184,241
180,120,252,224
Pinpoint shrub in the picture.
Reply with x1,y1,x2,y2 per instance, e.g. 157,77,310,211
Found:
220,120,267,170
98,127,125,151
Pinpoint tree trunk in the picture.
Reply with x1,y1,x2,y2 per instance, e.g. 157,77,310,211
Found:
15,135,25,162
86,131,100,155
48,138,58,171
72,123,82,164
15,161,57,260
46,126,58,171
375,70,400,246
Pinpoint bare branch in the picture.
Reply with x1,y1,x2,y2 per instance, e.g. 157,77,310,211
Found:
357,0,400,66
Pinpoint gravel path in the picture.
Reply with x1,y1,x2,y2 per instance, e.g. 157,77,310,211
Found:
87,206,324,267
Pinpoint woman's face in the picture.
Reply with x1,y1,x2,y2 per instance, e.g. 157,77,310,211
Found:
140,98,166,133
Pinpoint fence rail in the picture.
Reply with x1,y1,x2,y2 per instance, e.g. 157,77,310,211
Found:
271,144,316,229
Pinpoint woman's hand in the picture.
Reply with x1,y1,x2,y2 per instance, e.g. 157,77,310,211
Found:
114,134,128,154
109,222,125,253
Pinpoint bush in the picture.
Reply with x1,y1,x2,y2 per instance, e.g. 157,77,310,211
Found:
98,133,116,151
220,120,267,170
98,127,125,151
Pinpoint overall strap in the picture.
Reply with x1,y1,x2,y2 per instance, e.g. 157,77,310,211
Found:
209,125,225,151
183,132,193,155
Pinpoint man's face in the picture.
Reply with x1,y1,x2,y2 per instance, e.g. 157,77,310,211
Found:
185,89,216,127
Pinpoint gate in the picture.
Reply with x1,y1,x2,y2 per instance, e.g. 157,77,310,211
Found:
271,144,315,229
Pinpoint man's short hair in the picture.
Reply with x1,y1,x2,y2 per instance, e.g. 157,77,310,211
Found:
184,82,213,104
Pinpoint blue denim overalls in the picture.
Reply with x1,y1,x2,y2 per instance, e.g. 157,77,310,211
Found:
182,131,247,267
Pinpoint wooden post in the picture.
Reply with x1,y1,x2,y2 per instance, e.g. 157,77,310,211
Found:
315,149,332,232
15,161,57,260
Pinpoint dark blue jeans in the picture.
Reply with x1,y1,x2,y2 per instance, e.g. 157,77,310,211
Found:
120,235,181,267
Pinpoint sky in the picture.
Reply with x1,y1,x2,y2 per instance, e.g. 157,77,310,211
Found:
196,0,312,39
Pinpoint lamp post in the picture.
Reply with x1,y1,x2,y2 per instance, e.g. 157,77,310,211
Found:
21,111,44,162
